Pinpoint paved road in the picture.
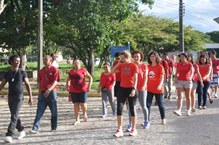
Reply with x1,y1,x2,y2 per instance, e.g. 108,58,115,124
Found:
0,94,219,145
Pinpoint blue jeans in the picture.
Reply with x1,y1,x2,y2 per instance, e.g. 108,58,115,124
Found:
147,92,165,120
32,91,58,131
197,81,210,106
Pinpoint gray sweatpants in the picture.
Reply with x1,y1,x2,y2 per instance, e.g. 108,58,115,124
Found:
101,90,116,116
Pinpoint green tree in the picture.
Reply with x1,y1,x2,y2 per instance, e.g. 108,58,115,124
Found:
45,0,154,75
0,0,38,68
206,31,219,43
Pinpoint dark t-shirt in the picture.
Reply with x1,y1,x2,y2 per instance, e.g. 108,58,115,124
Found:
4,69,27,97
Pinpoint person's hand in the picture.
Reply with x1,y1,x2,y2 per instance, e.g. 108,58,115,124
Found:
97,88,101,94
157,85,162,90
87,87,91,92
129,89,136,97
28,97,33,106
44,89,51,97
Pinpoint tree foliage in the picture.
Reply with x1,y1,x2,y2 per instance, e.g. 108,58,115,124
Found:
206,31,219,43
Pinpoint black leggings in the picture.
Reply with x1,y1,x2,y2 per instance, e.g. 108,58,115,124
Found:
117,87,137,116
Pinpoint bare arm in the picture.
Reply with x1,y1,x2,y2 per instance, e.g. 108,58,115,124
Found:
111,62,120,73
44,80,58,97
203,65,212,80
157,74,164,90
189,66,194,81
66,75,70,92
130,72,138,97
0,79,7,91
23,77,33,105
86,71,93,92
141,68,148,91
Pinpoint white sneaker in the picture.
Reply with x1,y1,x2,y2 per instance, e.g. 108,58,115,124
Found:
4,136,12,143
173,110,181,116
114,129,124,137
129,128,137,136
101,115,107,118
30,129,39,134
187,110,191,116
18,130,26,140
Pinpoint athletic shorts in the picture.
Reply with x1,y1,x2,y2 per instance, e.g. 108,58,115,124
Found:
70,92,87,103
176,80,192,89
210,74,219,87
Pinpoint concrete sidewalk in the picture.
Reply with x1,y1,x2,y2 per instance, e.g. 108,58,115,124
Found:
0,95,218,145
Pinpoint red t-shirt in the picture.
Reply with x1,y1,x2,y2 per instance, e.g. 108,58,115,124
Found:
69,68,88,93
38,65,60,92
165,59,174,75
192,63,199,82
211,58,219,74
100,72,115,90
117,62,138,88
176,62,193,81
113,60,121,82
147,64,165,94
198,64,211,82
137,64,147,91
161,60,169,78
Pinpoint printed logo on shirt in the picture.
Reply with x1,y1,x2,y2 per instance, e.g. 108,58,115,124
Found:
149,71,155,78
121,67,131,74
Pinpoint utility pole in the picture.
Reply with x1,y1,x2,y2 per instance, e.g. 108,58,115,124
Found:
38,0,43,73
179,0,184,52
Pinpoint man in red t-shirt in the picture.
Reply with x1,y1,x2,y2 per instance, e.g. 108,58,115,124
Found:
31,55,60,133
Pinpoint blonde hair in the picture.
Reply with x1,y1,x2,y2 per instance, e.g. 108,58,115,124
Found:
120,50,132,59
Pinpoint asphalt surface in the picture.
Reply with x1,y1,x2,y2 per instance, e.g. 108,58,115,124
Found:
0,93,219,145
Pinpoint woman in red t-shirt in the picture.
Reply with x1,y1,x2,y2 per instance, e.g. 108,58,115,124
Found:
147,51,166,125
66,59,93,125
125,50,149,130
174,53,194,116
197,55,212,109
112,50,138,137
188,54,203,112
98,62,116,118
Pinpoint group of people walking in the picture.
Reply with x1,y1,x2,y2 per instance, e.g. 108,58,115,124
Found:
0,49,218,143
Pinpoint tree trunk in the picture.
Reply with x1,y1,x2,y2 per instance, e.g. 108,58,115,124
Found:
87,48,94,76
20,54,27,70
0,0,6,14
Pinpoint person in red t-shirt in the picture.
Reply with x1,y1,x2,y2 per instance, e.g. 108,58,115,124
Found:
112,50,138,137
188,54,203,112
163,52,175,99
197,55,212,109
161,54,170,99
66,59,93,125
98,62,116,118
126,50,149,131
31,55,60,133
147,51,166,125
112,52,121,98
174,53,194,116
209,50,219,98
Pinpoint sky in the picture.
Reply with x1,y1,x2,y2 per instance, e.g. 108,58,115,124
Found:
139,0,219,33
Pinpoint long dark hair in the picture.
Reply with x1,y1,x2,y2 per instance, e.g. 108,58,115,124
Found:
199,54,208,65
148,51,160,65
